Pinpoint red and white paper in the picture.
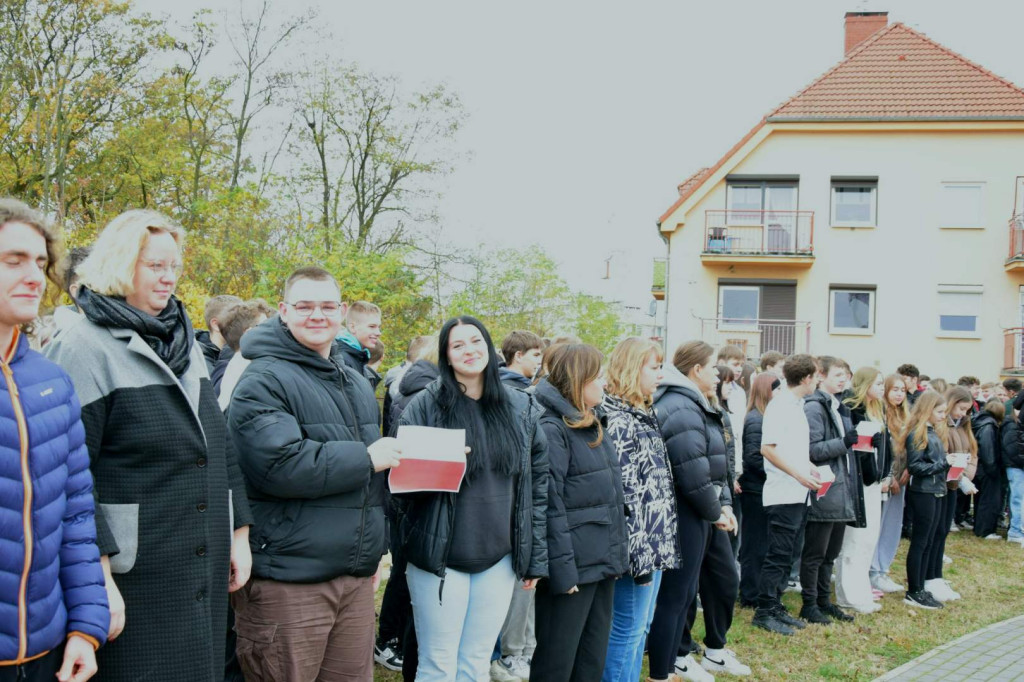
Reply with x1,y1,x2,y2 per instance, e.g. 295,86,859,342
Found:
947,452,969,482
388,426,467,494
853,421,880,452
815,465,836,500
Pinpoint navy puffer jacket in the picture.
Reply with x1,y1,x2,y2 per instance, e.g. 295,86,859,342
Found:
653,365,731,523
738,409,766,494
1,329,108,664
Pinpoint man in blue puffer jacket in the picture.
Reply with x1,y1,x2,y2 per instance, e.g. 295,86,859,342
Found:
0,198,109,681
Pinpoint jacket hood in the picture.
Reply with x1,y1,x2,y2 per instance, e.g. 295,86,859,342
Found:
335,328,369,360
972,410,998,431
398,360,439,396
654,363,711,410
240,318,337,372
195,329,220,363
535,378,586,422
499,366,532,388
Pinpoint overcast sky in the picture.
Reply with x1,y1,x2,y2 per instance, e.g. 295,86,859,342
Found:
137,0,1024,308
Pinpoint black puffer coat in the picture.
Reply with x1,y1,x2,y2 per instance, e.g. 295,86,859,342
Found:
536,381,628,594
1005,414,1024,469
387,360,439,437
228,319,385,583
847,406,890,528
971,410,1001,481
907,426,949,495
653,365,731,523
804,390,857,523
396,382,549,582
738,409,766,495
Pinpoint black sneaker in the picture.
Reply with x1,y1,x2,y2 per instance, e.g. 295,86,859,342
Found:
752,609,795,636
820,602,854,622
799,604,832,625
374,639,403,671
904,590,941,610
772,605,807,629
921,591,945,609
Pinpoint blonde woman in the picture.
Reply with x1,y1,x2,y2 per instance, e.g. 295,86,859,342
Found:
836,368,888,613
871,375,911,593
46,210,253,682
600,338,678,682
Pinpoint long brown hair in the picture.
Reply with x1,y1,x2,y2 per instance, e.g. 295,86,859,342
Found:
844,367,885,423
944,386,978,456
606,337,663,409
884,374,911,465
545,343,604,446
673,340,714,376
747,373,777,415
905,390,948,453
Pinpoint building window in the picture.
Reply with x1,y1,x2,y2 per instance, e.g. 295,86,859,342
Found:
939,182,985,229
831,180,877,227
937,284,983,338
718,285,760,330
829,288,875,335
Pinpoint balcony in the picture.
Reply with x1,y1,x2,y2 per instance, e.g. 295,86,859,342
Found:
651,258,666,301
1004,328,1024,374
701,210,815,267
699,317,811,358
1007,214,1024,271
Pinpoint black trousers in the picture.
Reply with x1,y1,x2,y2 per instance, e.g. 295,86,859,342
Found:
954,488,973,525
0,646,63,682
756,503,808,610
738,491,768,605
730,491,742,559
532,577,615,682
647,504,710,678
925,489,956,581
906,491,942,592
800,520,845,607
681,525,739,652
378,519,411,647
973,473,1003,537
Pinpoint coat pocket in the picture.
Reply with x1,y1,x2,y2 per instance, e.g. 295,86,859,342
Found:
99,503,139,574
566,507,614,569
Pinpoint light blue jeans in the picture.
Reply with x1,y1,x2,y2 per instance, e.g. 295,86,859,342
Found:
407,555,516,682
871,486,905,578
601,571,663,682
1007,468,1024,539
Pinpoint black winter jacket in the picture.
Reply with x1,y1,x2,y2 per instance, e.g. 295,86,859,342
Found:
907,426,949,495
654,366,731,523
847,406,889,528
387,361,440,437
535,381,628,594
804,390,857,523
396,382,549,583
195,329,220,374
1005,414,1024,470
971,411,1001,480
738,409,766,494
228,319,385,583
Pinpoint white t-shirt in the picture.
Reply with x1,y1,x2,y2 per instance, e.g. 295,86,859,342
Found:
760,387,812,507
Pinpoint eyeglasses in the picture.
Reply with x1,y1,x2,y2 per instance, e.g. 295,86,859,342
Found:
139,259,183,277
286,301,343,318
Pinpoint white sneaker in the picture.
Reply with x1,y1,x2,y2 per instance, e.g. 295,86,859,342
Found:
924,579,951,602
784,579,802,593
983,533,1003,540
839,600,882,614
702,648,751,676
871,574,904,593
949,523,960,532
1007,534,1024,544
675,654,715,682
489,659,521,682
942,580,961,600
505,655,531,679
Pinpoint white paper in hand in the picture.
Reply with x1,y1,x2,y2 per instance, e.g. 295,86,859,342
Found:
389,426,467,494
815,465,836,500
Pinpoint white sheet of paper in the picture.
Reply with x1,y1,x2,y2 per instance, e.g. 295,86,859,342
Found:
396,426,466,462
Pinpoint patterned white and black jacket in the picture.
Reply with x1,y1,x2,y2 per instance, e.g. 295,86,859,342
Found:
602,394,680,580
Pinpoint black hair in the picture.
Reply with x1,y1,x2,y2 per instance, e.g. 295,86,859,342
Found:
437,315,521,478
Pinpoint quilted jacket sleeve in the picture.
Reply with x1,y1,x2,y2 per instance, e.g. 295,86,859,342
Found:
805,401,849,465
657,395,721,523
229,370,372,499
527,405,549,579
541,419,578,594
741,411,765,479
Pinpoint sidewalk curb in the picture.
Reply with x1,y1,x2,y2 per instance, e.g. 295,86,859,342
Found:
873,613,1024,680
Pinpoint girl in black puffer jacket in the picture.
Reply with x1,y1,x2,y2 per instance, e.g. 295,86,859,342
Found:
971,400,1004,538
647,341,747,682
531,344,628,682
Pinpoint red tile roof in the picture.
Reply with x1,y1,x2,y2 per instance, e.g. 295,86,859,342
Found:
769,22,1024,121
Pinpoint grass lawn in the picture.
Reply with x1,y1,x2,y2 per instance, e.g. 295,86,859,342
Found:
371,530,1024,681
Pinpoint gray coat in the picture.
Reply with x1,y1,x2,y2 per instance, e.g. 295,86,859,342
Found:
803,390,857,523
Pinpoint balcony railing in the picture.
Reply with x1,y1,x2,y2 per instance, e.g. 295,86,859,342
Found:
704,210,814,255
1004,328,1024,372
699,317,811,358
1009,214,1024,262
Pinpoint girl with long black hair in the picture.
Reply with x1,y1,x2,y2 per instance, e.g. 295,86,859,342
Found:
397,316,548,682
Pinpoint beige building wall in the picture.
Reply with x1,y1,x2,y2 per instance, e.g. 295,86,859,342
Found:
662,127,1024,379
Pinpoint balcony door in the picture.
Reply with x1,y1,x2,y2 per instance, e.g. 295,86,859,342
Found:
726,180,799,252
764,185,798,253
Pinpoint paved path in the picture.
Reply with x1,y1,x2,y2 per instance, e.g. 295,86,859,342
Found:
875,614,1024,681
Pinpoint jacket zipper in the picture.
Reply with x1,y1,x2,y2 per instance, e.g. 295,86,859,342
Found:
2,353,32,662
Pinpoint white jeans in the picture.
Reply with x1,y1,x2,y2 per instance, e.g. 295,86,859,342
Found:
836,483,882,609
408,555,516,682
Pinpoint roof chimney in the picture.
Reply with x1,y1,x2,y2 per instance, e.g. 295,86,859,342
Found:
845,11,888,56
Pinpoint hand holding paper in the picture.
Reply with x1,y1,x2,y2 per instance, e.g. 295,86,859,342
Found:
853,421,881,452
815,465,836,500
946,452,969,482
389,426,467,494
369,437,403,472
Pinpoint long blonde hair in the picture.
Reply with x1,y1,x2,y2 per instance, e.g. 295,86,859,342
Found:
606,337,663,409
544,343,604,446
844,367,885,423
905,390,948,453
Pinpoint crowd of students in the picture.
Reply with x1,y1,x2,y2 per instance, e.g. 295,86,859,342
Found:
2,197,1022,682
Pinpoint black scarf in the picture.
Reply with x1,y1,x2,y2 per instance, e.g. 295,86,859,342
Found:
77,287,195,377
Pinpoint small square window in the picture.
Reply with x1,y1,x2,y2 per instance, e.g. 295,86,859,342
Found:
829,288,875,335
831,181,877,227
718,285,759,330
939,183,985,229
937,286,982,338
